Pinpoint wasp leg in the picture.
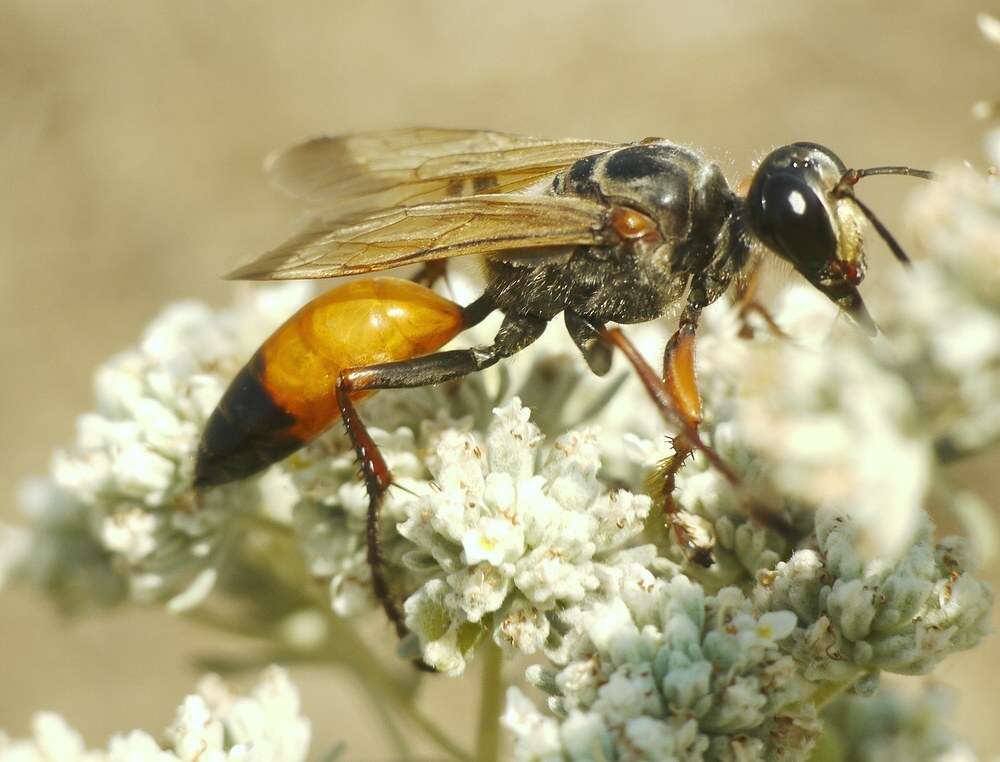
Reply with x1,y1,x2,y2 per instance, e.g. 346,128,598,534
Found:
335,314,546,639
733,262,786,340
605,320,795,559
657,323,716,565
598,326,739,484
565,312,613,376
411,260,449,288
600,321,718,565
597,322,721,565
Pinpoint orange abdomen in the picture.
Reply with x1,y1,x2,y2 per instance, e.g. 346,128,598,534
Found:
194,278,465,488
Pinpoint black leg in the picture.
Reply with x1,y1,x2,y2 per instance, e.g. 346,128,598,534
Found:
411,260,449,288
335,314,546,639
565,311,613,376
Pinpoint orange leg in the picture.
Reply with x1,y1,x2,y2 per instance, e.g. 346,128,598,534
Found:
600,326,726,566
733,263,787,340
599,327,738,485
602,323,794,564
656,324,715,566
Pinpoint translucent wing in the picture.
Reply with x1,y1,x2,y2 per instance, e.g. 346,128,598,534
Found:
226,194,609,280
265,128,614,213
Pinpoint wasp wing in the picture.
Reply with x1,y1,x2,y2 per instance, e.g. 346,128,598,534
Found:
226,194,609,280
265,128,614,213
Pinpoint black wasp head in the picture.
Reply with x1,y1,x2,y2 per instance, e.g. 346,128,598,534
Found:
745,142,882,333
746,143,935,334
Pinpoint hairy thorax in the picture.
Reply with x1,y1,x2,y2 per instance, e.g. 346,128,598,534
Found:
484,140,735,325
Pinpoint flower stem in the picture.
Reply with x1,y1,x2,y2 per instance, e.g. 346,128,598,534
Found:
399,700,473,762
318,612,473,761
475,641,505,762
185,516,472,761
364,685,414,762
804,673,863,711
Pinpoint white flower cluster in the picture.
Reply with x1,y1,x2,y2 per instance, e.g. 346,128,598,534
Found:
739,291,933,561
8,283,317,611
619,286,941,587
288,392,656,675
891,14,1000,465
0,667,310,762
894,159,1000,460
503,506,991,762
285,383,456,619
505,575,817,762
283,343,648,635
398,399,653,674
756,509,991,680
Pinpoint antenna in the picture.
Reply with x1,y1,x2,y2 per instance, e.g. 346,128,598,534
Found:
849,194,913,266
842,166,937,183
834,164,936,267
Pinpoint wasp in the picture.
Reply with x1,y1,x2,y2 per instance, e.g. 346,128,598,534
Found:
194,128,932,636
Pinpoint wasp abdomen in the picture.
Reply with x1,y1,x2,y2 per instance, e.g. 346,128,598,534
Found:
194,277,465,488
192,353,303,488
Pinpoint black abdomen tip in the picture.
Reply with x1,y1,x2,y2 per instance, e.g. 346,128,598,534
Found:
194,355,304,489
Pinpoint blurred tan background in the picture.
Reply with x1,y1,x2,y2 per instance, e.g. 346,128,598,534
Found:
1,1,997,758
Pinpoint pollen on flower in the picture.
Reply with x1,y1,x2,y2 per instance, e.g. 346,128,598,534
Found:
461,514,524,566
754,611,797,643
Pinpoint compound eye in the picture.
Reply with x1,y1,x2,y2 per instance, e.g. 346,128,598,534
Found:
758,174,836,268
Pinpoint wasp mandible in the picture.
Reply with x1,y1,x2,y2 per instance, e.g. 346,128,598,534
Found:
194,129,932,636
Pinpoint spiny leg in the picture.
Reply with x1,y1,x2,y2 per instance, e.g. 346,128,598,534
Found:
335,385,403,634
336,313,545,639
574,311,719,562
733,261,787,340
602,320,794,554
598,323,738,483
657,322,715,565
599,321,720,566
